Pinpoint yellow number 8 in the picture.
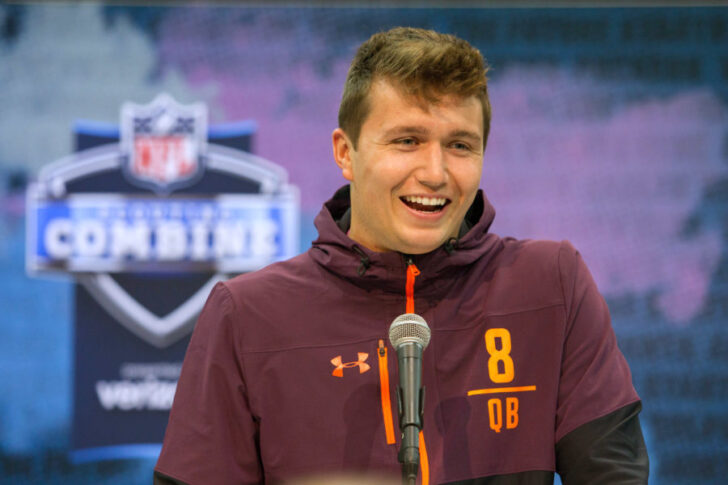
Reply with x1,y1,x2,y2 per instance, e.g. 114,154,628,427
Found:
484,328,514,383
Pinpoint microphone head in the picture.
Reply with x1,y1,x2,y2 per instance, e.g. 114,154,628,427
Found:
389,313,431,350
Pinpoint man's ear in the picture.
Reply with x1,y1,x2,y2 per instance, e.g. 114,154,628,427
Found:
332,128,354,182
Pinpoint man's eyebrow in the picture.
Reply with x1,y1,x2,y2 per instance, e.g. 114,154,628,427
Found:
382,126,431,138
449,130,483,143
381,126,483,145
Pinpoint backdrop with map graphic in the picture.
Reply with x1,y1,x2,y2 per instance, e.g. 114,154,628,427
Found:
0,4,726,484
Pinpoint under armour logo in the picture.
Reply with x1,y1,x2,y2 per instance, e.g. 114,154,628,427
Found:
331,352,370,377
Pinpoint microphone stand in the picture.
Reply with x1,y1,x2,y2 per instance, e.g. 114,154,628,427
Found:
397,342,425,485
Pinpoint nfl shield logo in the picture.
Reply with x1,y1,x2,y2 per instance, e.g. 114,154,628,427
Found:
28,92,299,348
121,93,207,192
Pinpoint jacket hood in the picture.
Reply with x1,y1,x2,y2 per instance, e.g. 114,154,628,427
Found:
310,185,502,298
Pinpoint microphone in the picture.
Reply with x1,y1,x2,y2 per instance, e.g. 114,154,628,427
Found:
389,313,431,485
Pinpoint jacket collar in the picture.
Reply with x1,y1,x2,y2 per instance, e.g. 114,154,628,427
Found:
310,185,501,298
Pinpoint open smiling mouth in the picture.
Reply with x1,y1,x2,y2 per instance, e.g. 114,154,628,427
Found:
400,195,450,213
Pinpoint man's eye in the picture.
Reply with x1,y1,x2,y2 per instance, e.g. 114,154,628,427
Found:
396,138,418,146
451,141,471,151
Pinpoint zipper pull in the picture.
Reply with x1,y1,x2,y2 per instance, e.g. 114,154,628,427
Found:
405,258,420,314
378,338,386,357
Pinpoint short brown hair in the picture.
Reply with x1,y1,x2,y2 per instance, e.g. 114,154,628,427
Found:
338,27,491,149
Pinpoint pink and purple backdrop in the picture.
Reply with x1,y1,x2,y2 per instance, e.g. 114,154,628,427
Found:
0,4,726,484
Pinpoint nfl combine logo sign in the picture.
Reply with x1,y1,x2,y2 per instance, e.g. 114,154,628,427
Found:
121,94,206,192
26,94,299,461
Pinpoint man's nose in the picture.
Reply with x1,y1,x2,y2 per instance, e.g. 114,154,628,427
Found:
416,143,448,189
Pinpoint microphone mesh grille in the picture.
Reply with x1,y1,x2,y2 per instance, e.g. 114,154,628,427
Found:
388,313,431,349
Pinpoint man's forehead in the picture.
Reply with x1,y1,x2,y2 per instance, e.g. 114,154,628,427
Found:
367,79,484,136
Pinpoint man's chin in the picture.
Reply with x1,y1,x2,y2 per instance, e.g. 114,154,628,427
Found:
394,234,451,255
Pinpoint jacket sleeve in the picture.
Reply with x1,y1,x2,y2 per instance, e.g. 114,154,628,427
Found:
154,282,263,485
556,401,648,484
554,242,648,482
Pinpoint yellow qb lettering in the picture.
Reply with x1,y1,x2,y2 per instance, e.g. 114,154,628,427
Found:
487,398,502,433
487,397,520,433
484,328,515,383
506,397,519,429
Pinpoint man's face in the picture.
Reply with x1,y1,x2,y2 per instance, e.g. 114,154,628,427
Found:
332,79,484,255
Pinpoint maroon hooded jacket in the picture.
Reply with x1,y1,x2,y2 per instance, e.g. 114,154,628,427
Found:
154,187,648,484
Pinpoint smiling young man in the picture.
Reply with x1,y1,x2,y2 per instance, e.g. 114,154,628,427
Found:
332,79,485,255
155,28,648,484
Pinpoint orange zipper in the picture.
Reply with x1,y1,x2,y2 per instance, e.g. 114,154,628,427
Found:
419,430,429,485
405,259,420,314
378,339,396,445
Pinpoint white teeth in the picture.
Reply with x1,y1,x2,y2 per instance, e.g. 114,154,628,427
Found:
403,196,446,206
